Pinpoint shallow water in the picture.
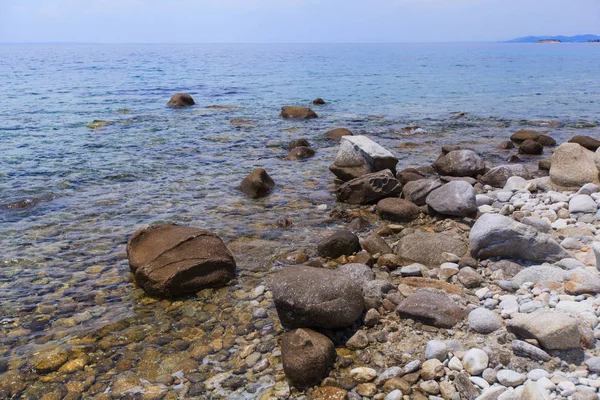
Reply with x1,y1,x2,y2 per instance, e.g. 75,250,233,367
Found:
0,43,600,396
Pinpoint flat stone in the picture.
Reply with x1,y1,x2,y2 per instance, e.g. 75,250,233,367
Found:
397,231,467,266
507,312,581,350
396,289,463,328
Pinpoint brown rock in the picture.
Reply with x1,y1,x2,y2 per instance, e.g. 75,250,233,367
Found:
313,98,326,105
285,146,315,160
324,127,353,141
317,230,361,259
126,224,236,297
282,329,335,388
336,170,402,205
376,198,420,222
538,159,552,171
361,233,393,255
519,139,543,155
457,267,484,288
396,231,467,266
396,289,464,328
281,106,318,119
399,277,463,295
167,93,195,107
312,386,347,400
239,168,275,198
499,141,515,149
570,135,600,151
396,168,425,185
288,138,310,149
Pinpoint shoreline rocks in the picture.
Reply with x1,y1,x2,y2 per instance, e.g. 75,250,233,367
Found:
330,135,398,181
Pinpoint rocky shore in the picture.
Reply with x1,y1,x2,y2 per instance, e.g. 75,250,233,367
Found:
2,94,600,400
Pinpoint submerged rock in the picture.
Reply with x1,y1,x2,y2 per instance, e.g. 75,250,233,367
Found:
470,214,570,262
285,146,315,160
281,328,335,388
312,97,326,105
336,170,402,205
126,224,236,297
270,266,364,329
167,93,195,107
239,168,275,198
519,139,544,155
280,106,318,119
324,127,353,141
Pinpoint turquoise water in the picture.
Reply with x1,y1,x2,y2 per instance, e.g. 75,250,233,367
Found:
0,43,599,379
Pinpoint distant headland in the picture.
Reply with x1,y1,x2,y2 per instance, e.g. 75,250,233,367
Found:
505,34,600,43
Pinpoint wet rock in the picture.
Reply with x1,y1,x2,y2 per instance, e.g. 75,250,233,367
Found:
511,130,555,146
330,135,398,181
402,179,443,206
285,146,315,160
519,139,544,155
499,140,515,149
570,135,600,151
317,230,361,258
336,170,402,204
397,231,467,266
167,93,195,107
396,168,425,185
271,266,364,329
426,181,477,217
360,233,393,255
507,312,581,350
239,168,275,198
550,143,599,188
324,127,353,141
280,106,318,119
126,224,236,297
312,97,326,105
32,349,68,373
480,164,532,188
468,308,502,333
396,289,464,328
433,150,486,177
470,214,570,262
376,198,420,222
281,328,335,388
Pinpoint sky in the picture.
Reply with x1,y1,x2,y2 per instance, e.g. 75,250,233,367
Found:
0,0,598,43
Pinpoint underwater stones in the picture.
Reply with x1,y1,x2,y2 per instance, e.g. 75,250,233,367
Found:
239,168,275,198
330,135,398,181
519,139,544,155
285,146,315,160
281,328,335,388
550,143,599,188
126,224,236,297
570,135,600,151
480,164,532,188
270,266,364,329
376,198,420,222
336,170,402,205
396,289,463,328
280,106,318,119
426,181,477,217
32,349,69,373
470,214,570,262
397,231,467,266
317,229,361,258
432,150,485,177
166,93,195,107
324,127,353,141
507,312,581,350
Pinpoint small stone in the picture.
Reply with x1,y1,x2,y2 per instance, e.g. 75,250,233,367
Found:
401,263,424,277
350,367,377,382
462,348,489,376
496,370,526,387
527,369,550,381
364,308,381,327
383,389,403,400
468,308,502,334
448,356,463,371
425,340,448,362
357,383,377,397
421,359,445,380
346,330,369,350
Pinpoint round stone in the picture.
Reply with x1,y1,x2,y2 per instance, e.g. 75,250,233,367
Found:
463,348,489,376
425,340,448,362
468,308,502,334
496,370,526,387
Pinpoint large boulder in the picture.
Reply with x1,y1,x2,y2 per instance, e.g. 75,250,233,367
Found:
324,127,353,141
270,266,364,329
336,170,402,205
330,135,398,181
432,150,485,177
126,224,236,297
507,312,581,350
281,106,318,119
402,179,443,206
425,181,477,217
281,328,336,388
550,143,599,188
479,164,532,188
317,230,361,259
167,93,195,107
376,198,420,222
397,231,467,266
239,168,275,198
570,135,600,151
396,289,464,328
470,214,570,262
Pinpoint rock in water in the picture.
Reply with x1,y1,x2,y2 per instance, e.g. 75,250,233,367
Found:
317,230,361,258
312,98,326,105
519,139,544,155
396,289,464,328
330,135,398,181
480,164,531,188
397,231,467,266
324,127,353,141
285,146,315,160
376,198,420,222
507,312,581,350
550,143,599,188
167,93,195,107
402,179,443,206
270,266,364,329
426,181,477,217
570,135,600,151
432,150,485,177
470,214,570,262
239,168,275,198
127,224,236,297
280,106,318,119
281,328,335,388
336,170,402,205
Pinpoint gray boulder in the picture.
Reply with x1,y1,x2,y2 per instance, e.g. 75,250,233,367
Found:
271,266,364,329
470,214,570,262
550,143,599,188
432,150,485,177
337,263,375,286
426,181,477,217
402,179,443,206
480,164,531,188
330,135,398,181
336,170,402,205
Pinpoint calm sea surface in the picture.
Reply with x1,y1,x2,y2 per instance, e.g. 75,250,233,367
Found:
1,43,600,391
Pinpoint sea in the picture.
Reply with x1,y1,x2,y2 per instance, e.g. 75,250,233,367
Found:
1,42,599,395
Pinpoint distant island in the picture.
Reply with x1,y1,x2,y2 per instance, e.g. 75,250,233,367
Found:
505,34,600,43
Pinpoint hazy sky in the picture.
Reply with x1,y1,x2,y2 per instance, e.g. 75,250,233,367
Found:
0,0,598,43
